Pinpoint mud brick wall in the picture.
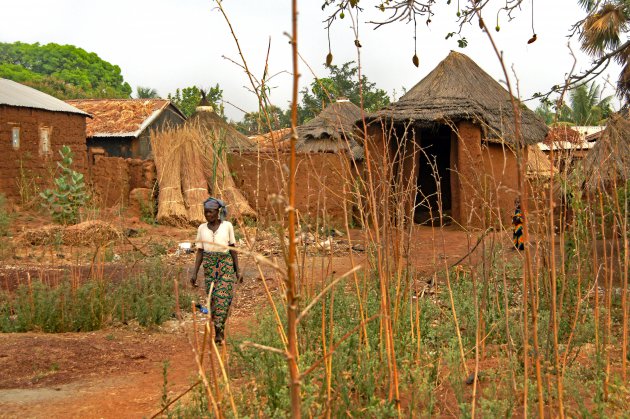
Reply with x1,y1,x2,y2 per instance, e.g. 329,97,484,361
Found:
90,157,157,208
127,159,156,190
0,106,87,202
90,156,130,207
229,152,358,223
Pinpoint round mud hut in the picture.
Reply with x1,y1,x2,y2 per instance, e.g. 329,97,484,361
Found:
363,51,548,228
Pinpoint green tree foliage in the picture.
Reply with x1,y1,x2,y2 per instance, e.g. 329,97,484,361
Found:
236,105,291,135
168,84,224,118
536,82,613,126
576,0,629,102
136,86,160,98
0,41,131,99
40,146,89,225
299,61,390,123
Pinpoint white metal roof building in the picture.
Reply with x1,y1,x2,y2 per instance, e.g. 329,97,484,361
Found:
0,78,90,116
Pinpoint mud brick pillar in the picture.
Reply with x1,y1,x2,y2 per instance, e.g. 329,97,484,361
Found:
451,121,484,228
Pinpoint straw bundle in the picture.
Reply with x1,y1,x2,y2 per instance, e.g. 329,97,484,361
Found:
180,126,209,225
150,127,188,226
198,126,257,219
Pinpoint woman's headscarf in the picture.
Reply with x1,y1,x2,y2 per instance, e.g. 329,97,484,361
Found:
204,197,228,220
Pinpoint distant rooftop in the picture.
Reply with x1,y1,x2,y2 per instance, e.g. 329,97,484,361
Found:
0,78,89,116
66,98,184,137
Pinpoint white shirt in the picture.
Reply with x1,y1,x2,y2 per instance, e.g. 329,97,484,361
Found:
195,221,236,252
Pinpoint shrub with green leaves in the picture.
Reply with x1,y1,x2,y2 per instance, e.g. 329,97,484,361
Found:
0,193,11,236
40,145,89,225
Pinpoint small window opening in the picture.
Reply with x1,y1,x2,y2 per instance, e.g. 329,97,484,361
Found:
11,127,20,150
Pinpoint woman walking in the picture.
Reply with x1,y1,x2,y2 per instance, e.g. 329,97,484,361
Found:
190,198,243,344
512,197,525,251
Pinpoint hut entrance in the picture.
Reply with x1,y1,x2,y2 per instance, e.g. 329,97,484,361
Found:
414,125,452,224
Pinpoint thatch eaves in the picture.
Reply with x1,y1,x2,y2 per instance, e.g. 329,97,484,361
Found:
297,100,364,159
582,113,630,191
370,51,548,146
187,106,256,152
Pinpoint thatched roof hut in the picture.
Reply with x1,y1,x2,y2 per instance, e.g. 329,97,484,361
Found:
582,113,630,191
296,99,364,158
187,105,256,152
369,51,548,145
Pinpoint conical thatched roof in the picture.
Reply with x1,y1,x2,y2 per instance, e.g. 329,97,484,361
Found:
370,51,548,145
188,106,256,152
582,113,630,191
297,100,364,159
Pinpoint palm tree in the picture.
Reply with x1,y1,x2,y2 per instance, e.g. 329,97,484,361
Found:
578,0,630,103
135,86,160,99
565,82,614,125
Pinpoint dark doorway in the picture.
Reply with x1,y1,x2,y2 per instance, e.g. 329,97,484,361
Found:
414,125,452,224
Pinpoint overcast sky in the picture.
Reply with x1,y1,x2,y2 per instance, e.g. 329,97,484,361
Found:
0,0,621,121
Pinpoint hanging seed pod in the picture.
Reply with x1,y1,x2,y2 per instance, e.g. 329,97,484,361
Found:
527,34,537,44
340,11,345,19
326,52,333,66
354,39,362,48
478,17,485,29
412,54,419,68
495,25,500,32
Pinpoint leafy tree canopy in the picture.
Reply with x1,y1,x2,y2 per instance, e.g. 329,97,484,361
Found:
299,61,390,122
235,105,291,135
535,82,613,125
0,41,132,99
168,84,224,118
136,86,160,99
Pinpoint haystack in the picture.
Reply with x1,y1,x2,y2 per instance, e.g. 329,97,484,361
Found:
186,106,257,219
150,127,188,226
582,113,630,192
188,105,256,152
180,127,208,225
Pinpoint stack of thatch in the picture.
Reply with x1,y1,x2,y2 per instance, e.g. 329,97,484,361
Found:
18,221,121,247
150,107,256,226
582,113,630,192
150,126,189,226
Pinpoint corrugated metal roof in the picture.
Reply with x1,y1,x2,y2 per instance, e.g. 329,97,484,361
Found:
66,99,185,138
0,78,90,116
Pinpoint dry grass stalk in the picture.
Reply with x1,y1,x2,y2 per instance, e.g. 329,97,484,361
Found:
180,128,209,225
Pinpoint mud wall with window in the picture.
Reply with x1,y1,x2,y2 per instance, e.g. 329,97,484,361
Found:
0,106,87,203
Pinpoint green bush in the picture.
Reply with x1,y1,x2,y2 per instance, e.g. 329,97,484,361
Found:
0,258,193,332
0,194,11,237
40,145,89,225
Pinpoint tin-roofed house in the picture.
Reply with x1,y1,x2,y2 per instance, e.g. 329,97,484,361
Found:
363,51,548,228
0,78,90,201
67,99,186,160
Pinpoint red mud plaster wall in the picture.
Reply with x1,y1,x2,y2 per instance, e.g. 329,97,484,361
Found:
480,142,521,227
90,156,130,207
90,157,156,208
0,106,87,201
452,121,484,227
229,152,356,222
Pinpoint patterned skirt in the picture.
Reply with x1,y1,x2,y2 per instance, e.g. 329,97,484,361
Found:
202,251,236,332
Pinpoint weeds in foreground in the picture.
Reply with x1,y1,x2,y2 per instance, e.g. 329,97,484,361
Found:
0,257,193,332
